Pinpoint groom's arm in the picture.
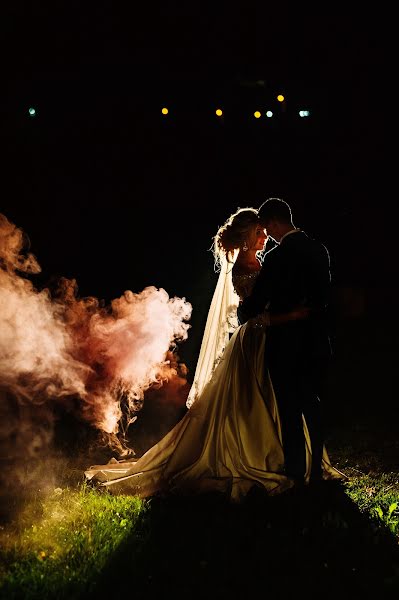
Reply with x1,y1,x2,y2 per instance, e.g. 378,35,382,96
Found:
306,241,331,313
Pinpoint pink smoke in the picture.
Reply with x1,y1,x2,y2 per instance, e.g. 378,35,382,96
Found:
0,213,192,444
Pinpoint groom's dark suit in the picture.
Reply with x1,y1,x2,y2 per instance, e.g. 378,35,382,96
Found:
238,230,332,481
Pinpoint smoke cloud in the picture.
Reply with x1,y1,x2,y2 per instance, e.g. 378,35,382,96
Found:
0,212,192,491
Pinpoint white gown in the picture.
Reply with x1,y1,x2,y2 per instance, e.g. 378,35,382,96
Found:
85,272,344,502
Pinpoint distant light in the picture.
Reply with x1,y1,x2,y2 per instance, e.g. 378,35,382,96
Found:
277,94,285,102
28,107,36,117
265,110,273,118
161,107,169,115
299,110,310,117
215,108,223,117
253,111,261,119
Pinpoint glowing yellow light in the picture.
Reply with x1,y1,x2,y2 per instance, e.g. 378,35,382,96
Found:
215,108,223,117
254,111,261,119
161,107,169,115
277,94,285,102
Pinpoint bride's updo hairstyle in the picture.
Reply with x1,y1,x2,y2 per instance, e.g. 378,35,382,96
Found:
213,207,259,265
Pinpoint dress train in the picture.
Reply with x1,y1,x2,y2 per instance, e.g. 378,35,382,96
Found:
85,323,344,502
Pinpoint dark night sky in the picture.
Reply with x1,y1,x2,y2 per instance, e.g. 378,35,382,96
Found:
1,5,392,372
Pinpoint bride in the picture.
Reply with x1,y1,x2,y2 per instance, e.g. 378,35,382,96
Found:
85,207,344,502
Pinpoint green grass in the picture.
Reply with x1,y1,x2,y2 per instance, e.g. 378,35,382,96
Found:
0,466,398,600
0,485,148,599
345,473,399,536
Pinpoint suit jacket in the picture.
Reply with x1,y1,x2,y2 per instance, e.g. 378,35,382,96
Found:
239,230,332,361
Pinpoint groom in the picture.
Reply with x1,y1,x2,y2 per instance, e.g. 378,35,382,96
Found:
239,198,332,484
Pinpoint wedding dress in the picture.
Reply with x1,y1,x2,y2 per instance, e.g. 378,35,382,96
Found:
85,257,344,502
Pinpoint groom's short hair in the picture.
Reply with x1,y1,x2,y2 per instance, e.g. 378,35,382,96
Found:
258,197,292,224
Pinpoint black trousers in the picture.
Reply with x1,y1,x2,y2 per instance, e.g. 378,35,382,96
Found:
267,340,328,481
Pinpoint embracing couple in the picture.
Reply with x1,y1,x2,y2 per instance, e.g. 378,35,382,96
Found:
85,198,345,500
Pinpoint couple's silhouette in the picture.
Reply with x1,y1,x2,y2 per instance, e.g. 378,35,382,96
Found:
85,198,345,500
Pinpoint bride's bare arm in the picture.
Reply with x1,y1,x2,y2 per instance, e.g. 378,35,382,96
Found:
271,306,310,325
249,307,310,328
